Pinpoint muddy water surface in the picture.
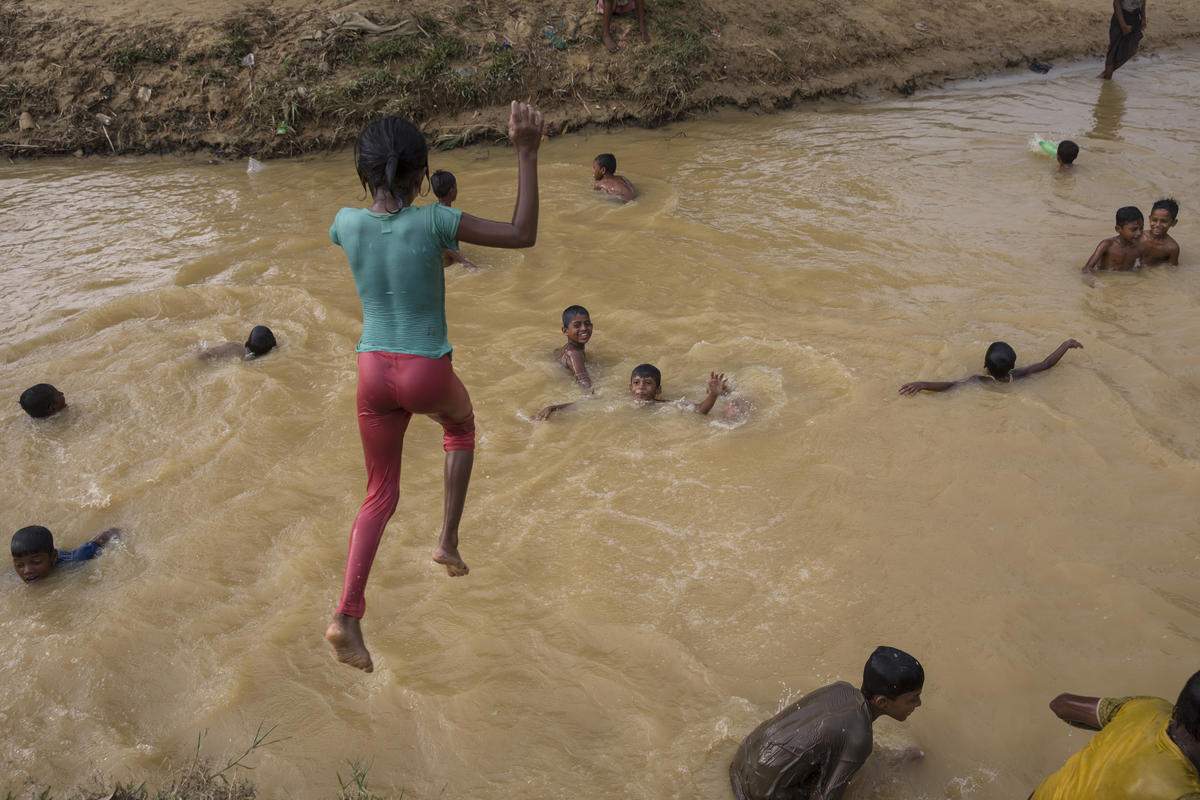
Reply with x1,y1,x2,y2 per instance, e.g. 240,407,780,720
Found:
2,50,1199,799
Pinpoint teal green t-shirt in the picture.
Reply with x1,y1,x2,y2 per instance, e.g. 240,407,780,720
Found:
330,204,463,357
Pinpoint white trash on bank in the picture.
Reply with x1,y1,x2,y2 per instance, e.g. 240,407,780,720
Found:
247,157,265,174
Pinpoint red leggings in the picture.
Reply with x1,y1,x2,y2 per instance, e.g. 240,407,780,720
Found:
337,351,475,618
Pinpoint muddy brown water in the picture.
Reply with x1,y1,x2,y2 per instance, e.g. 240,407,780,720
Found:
2,50,1198,799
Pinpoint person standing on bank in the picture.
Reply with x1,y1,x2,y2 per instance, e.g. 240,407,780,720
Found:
325,101,545,673
1101,0,1146,80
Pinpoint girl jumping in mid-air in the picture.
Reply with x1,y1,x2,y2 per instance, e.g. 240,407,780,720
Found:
326,101,545,673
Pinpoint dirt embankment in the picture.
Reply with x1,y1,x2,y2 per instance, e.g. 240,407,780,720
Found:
2,0,1198,159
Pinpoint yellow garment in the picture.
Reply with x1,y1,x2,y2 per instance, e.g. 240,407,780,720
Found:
1033,697,1200,800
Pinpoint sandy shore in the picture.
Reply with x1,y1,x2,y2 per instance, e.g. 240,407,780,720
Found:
2,0,1198,157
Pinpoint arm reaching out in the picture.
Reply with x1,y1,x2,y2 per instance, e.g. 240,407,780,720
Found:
1011,339,1082,379
534,402,574,421
695,372,726,415
456,101,544,248
1049,693,1102,731
898,378,971,396
1083,239,1110,273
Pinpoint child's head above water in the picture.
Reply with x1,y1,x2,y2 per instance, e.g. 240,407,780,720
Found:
245,325,277,358
354,116,429,206
984,341,1017,380
561,305,592,347
11,525,56,583
593,153,617,179
1056,140,1079,165
19,383,66,418
1114,206,1144,241
431,170,457,204
1151,197,1179,222
630,363,662,401
860,645,924,721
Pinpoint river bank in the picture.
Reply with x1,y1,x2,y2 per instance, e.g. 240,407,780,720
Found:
3,0,1199,158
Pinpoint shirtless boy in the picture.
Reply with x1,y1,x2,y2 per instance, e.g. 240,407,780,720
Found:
197,325,277,360
593,154,637,202
432,170,479,270
554,305,594,392
534,363,727,419
1142,198,1180,266
898,339,1082,395
1082,206,1145,272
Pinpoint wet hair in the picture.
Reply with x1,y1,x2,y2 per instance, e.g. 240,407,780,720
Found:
11,525,54,558
984,341,1017,380
594,153,617,175
1172,670,1200,739
631,363,661,386
1057,140,1079,164
562,305,590,328
430,170,457,199
354,116,429,207
861,646,924,700
1115,206,1144,227
1151,198,1179,221
245,325,277,357
19,383,61,418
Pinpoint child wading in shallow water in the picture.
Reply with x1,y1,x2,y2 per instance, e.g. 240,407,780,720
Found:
325,101,544,673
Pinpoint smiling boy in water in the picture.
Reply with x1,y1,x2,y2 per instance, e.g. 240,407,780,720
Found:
1082,206,1145,272
1141,198,1180,266
534,363,726,419
555,305,594,392
898,339,1082,395
11,525,120,584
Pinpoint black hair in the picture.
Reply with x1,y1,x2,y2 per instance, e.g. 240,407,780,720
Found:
631,363,661,386
1151,198,1179,220
1115,206,1144,227
11,525,54,557
1172,670,1200,739
562,305,590,328
1057,140,1079,164
245,325,277,357
861,646,924,700
595,153,617,175
984,341,1017,380
430,170,457,199
19,383,61,418
354,116,429,208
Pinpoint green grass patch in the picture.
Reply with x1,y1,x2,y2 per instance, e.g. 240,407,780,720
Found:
111,41,176,70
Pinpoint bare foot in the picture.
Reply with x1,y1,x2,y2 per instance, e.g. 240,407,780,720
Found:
602,30,619,52
325,614,373,672
433,546,470,576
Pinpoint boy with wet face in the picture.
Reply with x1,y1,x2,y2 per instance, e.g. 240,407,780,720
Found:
729,646,925,800
555,305,594,392
18,383,66,418
533,363,727,419
1083,206,1146,272
11,525,120,584
197,325,278,360
592,153,637,203
898,339,1083,395
1142,198,1180,266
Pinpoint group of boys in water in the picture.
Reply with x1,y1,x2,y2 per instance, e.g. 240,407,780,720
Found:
12,57,1195,796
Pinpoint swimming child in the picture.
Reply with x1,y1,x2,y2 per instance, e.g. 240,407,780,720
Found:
898,339,1083,395
554,305,594,392
729,646,925,800
534,363,727,419
1082,206,1145,272
593,154,637,203
325,101,545,673
1057,140,1079,169
1142,198,1180,266
197,325,278,360
18,383,66,418
1029,670,1200,798
11,525,120,583
431,170,479,270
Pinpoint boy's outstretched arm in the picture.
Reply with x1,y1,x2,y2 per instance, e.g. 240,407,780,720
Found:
90,528,121,548
566,349,593,393
898,378,970,395
1082,239,1111,273
1048,693,1102,730
534,402,574,421
1011,339,1082,379
694,372,726,415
